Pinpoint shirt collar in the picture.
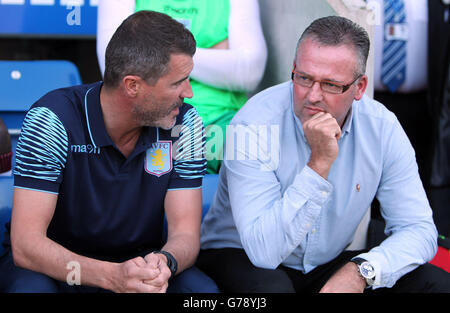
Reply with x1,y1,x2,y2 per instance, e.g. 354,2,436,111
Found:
84,82,156,149
340,104,354,138
84,82,110,148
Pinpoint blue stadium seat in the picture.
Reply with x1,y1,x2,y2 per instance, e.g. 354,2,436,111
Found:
0,60,82,254
0,60,82,131
0,60,82,170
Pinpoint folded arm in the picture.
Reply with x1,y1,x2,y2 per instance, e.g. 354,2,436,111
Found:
160,188,203,274
11,188,165,292
225,124,332,269
190,0,268,92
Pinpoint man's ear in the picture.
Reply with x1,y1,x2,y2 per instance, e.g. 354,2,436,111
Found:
354,75,368,100
122,75,141,98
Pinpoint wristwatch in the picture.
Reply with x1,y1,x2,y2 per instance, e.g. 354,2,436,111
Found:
154,250,178,278
351,257,376,287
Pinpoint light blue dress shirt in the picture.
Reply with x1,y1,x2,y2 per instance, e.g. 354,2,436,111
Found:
200,81,437,289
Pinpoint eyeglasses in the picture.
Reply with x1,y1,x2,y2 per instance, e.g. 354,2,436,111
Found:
291,68,362,94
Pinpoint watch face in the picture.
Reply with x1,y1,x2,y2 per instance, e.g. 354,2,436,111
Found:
360,262,376,279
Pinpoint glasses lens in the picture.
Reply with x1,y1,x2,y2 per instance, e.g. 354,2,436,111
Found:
293,73,313,87
292,71,359,94
321,82,344,94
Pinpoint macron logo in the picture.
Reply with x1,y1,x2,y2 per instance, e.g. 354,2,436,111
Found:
71,144,100,154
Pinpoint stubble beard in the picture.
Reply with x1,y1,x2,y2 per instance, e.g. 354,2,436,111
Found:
132,98,183,130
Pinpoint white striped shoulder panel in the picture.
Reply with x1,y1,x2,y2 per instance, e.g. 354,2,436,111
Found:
173,108,206,179
13,107,68,182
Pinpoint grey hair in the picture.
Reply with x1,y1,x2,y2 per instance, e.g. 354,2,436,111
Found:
295,16,370,77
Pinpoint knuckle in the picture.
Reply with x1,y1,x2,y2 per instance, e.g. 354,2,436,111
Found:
154,275,168,287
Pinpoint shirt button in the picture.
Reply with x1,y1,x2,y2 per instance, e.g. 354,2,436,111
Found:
305,223,311,228
311,228,317,234
321,191,327,197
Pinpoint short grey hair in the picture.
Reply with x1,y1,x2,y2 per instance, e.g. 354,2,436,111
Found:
295,16,370,77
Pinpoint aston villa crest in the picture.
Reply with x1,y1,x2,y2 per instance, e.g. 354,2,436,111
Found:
144,141,172,177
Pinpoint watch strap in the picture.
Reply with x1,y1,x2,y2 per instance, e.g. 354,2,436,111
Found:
350,257,375,287
154,250,178,277
351,257,367,266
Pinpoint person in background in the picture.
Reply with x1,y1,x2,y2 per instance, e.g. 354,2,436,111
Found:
370,0,449,245
370,0,431,223
97,0,268,173
197,15,450,293
0,11,218,293
0,117,12,174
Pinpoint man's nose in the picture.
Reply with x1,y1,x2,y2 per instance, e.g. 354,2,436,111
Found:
307,81,324,103
181,79,193,99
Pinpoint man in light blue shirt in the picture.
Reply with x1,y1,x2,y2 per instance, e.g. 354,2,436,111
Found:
197,16,450,293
